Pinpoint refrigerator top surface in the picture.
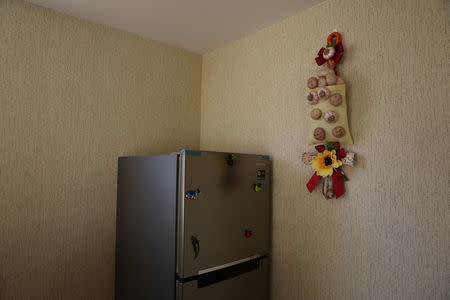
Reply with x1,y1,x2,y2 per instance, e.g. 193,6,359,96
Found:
180,149,271,160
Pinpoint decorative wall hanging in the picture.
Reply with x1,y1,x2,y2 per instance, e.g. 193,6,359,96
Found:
301,142,355,199
302,31,356,199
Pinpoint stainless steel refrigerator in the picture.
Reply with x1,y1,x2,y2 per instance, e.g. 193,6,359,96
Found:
115,150,271,300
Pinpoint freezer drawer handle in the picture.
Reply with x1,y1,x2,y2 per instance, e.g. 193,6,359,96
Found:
198,254,262,275
197,257,260,289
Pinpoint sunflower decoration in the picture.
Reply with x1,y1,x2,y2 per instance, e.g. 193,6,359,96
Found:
305,142,348,199
311,149,342,177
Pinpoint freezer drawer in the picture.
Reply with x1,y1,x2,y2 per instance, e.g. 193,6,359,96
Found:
177,257,270,300
178,151,271,278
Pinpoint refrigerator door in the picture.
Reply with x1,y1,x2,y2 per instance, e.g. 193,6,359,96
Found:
178,150,271,278
177,257,270,300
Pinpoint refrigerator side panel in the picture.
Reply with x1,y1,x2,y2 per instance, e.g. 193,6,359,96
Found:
115,155,178,300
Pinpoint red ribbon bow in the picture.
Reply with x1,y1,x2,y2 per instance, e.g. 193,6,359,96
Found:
306,142,345,199
315,44,344,74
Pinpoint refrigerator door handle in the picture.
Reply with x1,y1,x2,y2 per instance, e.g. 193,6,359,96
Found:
197,254,263,275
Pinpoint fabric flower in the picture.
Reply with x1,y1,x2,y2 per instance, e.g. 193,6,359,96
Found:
322,47,336,60
317,87,330,100
311,150,342,177
324,111,338,123
307,91,319,105
315,32,344,75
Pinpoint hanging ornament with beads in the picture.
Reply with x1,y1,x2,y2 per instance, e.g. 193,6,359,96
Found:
301,31,356,199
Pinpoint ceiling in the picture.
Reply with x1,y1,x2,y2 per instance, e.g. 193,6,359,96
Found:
28,0,326,54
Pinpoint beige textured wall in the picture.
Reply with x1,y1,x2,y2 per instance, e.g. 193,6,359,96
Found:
201,0,450,299
0,0,201,299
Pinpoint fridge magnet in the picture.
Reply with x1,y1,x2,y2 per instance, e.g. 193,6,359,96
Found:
185,189,201,200
257,169,266,180
227,154,237,166
191,236,200,259
253,183,262,192
301,31,357,199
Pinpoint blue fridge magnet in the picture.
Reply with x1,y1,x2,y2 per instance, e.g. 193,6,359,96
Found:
185,189,200,200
